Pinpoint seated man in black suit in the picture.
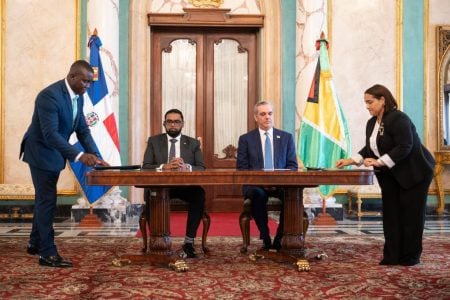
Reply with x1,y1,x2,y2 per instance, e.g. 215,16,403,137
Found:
142,109,205,258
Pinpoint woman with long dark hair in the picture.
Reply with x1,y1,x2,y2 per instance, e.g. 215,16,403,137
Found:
336,84,435,266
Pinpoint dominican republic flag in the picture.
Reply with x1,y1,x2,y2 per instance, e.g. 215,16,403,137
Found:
297,32,351,198
70,33,121,205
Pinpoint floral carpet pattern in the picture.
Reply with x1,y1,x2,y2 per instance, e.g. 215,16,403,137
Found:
0,235,449,299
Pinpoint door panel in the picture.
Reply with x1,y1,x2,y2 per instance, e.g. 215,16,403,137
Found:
151,28,258,211
151,31,205,136
161,39,197,137
205,32,257,169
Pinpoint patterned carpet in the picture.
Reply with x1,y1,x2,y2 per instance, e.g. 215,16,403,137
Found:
0,235,449,299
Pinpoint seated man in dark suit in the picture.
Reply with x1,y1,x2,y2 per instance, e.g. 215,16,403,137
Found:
237,101,298,250
142,109,205,258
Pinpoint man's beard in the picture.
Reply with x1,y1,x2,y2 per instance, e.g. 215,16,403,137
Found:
166,128,181,138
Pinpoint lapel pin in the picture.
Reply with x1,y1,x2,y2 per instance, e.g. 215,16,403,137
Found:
277,135,280,139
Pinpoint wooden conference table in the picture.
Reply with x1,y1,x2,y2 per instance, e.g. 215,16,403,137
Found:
86,168,373,272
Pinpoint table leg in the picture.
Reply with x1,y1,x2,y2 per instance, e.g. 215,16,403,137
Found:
148,188,172,254
281,187,305,255
113,188,188,271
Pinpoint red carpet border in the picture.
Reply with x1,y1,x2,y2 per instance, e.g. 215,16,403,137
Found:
0,235,449,299
136,212,280,237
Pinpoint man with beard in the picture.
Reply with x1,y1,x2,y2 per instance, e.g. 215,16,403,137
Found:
142,109,205,258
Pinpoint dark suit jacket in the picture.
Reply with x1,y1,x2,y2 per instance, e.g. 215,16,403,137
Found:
359,110,435,189
20,79,97,172
236,128,298,170
142,134,205,170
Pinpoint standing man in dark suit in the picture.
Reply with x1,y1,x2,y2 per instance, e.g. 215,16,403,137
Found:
237,101,298,250
142,109,205,258
20,60,109,268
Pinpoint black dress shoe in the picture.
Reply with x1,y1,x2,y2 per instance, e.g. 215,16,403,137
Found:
26,245,39,255
182,243,197,258
260,237,272,250
271,235,282,251
271,240,282,251
39,255,73,268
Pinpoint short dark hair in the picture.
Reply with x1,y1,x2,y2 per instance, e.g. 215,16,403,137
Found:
164,109,184,121
69,60,94,74
364,84,398,113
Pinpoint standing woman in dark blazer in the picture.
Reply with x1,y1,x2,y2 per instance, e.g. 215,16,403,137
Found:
336,84,435,266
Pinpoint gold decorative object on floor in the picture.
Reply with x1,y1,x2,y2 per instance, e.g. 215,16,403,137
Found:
249,252,265,261
295,259,310,272
169,260,189,272
249,249,311,272
189,0,223,8
111,253,189,272
112,258,131,267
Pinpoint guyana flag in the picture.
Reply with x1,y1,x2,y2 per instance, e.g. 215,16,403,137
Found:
297,33,351,198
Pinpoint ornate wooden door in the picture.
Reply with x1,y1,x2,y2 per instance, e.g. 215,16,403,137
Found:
151,27,259,211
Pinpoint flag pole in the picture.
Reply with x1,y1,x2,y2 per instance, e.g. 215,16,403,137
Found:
298,32,349,226
78,206,102,227
313,195,336,225
77,27,103,228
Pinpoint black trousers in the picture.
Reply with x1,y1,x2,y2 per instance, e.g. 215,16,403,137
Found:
377,171,433,264
169,186,205,239
243,186,285,242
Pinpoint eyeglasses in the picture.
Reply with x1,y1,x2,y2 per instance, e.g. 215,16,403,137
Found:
164,120,183,125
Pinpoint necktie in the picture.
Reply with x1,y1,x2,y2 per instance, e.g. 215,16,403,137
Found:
264,132,273,169
72,95,79,121
168,138,177,162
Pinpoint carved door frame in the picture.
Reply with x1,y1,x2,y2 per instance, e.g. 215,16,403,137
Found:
149,9,263,211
